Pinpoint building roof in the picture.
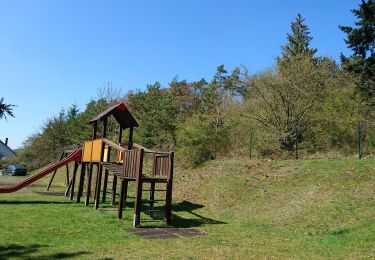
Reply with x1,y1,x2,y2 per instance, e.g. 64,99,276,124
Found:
90,102,139,129
0,140,16,159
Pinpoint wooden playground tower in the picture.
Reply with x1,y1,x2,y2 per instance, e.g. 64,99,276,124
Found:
64,102,174,227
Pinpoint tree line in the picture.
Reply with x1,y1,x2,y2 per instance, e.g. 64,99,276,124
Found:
2,1,374,169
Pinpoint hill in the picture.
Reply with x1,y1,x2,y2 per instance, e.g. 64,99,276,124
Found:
0,157,374,258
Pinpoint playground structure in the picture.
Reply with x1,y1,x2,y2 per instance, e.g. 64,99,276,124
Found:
0,102,174,227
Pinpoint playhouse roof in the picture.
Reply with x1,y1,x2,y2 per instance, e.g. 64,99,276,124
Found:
90,102,139,129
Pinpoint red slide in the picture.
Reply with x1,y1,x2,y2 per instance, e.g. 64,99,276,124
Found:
0,149,82,193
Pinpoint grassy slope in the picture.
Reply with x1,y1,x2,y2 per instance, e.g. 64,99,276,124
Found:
0,158,375,259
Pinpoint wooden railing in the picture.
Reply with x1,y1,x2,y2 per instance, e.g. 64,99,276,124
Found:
84,138,173,179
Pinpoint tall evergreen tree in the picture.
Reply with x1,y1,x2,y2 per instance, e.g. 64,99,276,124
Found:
278,13,317,65
339,0,375,102
0,97,15,121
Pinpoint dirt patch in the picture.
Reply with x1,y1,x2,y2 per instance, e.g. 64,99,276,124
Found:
244,162,263,170
126,227,204,239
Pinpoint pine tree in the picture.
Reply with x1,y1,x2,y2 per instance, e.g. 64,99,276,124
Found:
278,13,317,64
339,0,375,102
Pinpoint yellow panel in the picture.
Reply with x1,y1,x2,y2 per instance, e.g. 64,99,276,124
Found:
117,150,124,163
91,139,103,162
103,145,108,162
82,141,93,162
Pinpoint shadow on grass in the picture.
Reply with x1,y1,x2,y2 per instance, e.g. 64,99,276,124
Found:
33,191,67,197
0,200,73,205
172,200,227,228
0,244,89,259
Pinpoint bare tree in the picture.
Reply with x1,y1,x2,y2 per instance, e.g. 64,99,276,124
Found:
246,56,336,150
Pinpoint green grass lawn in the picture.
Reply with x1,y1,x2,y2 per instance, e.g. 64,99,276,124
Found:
1,157,375,259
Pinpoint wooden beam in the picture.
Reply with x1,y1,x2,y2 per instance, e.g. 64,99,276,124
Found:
128,127,133,150
77,163,86,203
118,125,123,144
92,121,98,140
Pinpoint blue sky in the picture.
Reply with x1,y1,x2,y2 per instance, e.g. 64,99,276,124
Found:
0,0,360,148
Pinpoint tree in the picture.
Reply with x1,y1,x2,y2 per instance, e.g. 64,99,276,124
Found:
247,56,336,151
199,65,244,158
277,13,317,69
126,82,178,148
246,15,323,151
339,0,375,102
0,97,16,120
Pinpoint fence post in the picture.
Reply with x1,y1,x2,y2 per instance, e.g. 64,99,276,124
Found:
357,121,363,159
249,132,253,159
295,127,299,160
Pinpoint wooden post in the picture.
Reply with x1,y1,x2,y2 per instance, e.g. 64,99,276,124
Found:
92,122,97,140
102,170,109,203
133,149,144,227
128,127,133,150
77,163,86,203
85,120,98,206
85,163,94,206
112,126,122,207
111,175,117,206
102,145,111,203
149,182,156,217
69,162,79,200
118,179,128,219
65,163,70,186
102,118,107,138
94,162,103,209
64,177,73,197
165,152,174,226
46,151,65,191
94,118,107,209
118,125,123,143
